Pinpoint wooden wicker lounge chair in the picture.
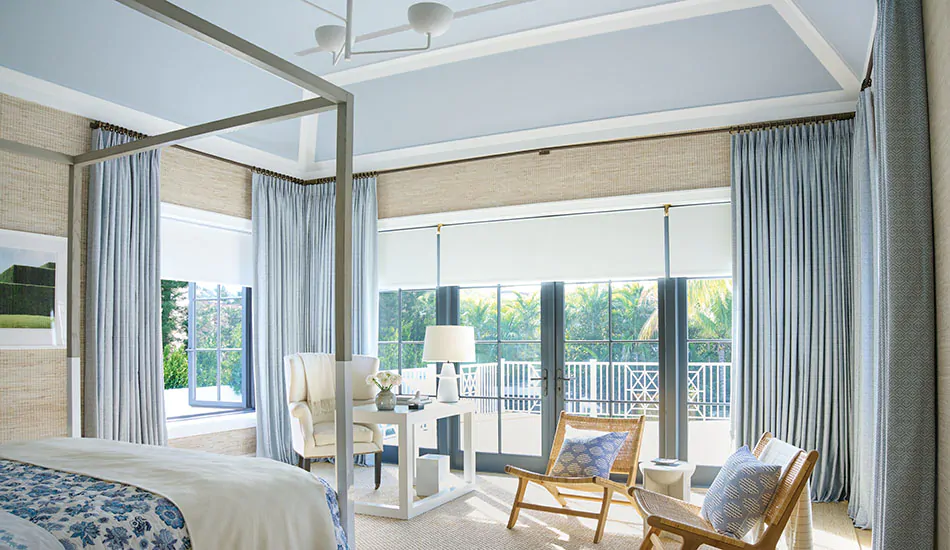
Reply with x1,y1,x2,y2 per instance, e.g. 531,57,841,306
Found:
630,433,819,550
505,411,646,544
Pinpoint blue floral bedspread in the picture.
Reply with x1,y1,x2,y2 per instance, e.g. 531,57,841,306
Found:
0,460,191,550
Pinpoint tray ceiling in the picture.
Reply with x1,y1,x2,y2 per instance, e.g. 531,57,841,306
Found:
0,0,874,177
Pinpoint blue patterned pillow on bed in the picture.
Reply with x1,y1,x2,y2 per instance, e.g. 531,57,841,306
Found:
549,432,627,478
700,446,782,539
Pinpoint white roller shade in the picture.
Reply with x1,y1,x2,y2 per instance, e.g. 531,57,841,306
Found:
161,205,253,287
668,203,732,278
440,209,666,286
379,228,437,290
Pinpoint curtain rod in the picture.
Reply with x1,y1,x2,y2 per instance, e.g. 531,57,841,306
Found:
382,112,857,176
861,50,874,91
728,112,855,134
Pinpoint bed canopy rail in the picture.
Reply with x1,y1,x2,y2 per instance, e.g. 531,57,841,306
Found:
0,0,359,543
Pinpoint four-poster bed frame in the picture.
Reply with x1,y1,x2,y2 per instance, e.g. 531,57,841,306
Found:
0,0,360,543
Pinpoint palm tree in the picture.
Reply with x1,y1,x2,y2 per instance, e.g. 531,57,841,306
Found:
501,289,540,341
636,279,732,346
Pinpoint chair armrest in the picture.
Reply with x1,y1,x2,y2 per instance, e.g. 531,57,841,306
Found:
592,477,629,492
504,465,596,485
288,401,314,432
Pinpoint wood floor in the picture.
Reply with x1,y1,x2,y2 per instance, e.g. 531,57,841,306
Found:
313,463,872,549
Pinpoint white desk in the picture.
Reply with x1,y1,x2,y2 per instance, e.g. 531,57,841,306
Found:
352,401,476,520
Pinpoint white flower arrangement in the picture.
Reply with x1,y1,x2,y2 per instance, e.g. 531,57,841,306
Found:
367,371,403,392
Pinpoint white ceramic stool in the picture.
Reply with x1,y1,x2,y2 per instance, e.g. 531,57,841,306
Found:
640,461,696,500
416,454,450,498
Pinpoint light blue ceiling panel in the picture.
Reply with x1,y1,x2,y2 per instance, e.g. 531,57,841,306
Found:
794,0,875,76
172,0,678,75
0,0,302,160
314,5,839,160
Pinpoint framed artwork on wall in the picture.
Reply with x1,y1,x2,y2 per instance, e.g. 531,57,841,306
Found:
0,228,67,349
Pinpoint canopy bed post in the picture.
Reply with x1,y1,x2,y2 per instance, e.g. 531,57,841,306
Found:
67,163,83,438
334,94,357,544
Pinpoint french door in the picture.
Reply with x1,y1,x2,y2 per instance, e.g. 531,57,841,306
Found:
389,278,732,484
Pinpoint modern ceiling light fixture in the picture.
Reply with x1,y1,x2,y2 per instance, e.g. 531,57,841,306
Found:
295,0,539,62
296,0,455,64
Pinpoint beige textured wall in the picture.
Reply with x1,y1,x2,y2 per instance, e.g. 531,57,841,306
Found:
0,93,254,454
0,94,90,442
376,131,730,219
925,0,950,546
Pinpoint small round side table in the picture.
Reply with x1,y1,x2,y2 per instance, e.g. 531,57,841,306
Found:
639,460,696,501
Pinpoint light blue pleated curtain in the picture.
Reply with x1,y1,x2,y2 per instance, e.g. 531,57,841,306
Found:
252,173,378,462
731,120,854,502
85,128,166,445
871,0,936,546
848,90,877,530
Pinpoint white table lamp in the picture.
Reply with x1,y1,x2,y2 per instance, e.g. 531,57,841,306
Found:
423,325,475,403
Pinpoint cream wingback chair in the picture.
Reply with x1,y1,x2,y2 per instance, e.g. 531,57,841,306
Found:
285,353,384,489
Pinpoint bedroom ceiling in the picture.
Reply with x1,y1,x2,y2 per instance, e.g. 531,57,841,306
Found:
0,0,875,177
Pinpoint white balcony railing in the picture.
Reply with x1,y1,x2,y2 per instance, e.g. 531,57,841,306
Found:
399,360,731,420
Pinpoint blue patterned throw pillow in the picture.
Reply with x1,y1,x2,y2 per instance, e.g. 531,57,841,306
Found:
549,432,628,478
700,446,782,539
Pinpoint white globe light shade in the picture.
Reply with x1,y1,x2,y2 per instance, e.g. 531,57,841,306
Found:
408,2,454,37
314,25,346,53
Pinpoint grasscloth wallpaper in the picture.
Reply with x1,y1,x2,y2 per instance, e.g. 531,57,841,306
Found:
376,131,730,219
0,93,253,453
924,0,950,546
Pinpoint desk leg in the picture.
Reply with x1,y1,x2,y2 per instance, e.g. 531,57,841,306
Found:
408,424,418,485
462,411,475,484
398,422,414,518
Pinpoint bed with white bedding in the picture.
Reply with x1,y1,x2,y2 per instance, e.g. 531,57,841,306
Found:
0,438,347,550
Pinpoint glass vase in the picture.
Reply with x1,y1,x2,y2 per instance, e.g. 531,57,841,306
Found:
375,388,396,411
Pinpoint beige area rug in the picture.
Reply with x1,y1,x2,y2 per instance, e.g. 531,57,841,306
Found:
311,462,647,550
309,463,869,550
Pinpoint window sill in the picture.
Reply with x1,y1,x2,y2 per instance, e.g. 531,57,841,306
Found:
167,411,256,440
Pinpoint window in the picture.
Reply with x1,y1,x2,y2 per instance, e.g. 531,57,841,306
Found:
685,278,733,466
162,279,253,419
563,281,660,461
378,288,437,447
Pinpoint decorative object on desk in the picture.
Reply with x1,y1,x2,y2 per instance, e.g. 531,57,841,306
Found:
422,325,475,403
397,390,431,409
367,371,403,411
416,454,451,498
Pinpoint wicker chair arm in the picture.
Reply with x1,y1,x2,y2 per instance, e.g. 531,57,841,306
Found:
504,465,597,485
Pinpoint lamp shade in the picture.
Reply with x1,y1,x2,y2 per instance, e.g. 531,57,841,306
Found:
422,325,475,363
408,2,454,37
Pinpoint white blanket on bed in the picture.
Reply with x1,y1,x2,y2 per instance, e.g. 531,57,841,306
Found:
0,438,341,550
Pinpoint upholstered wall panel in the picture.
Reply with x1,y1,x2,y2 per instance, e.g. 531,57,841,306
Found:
161,147,252,220
376,131,730,219
168,427,256,456
925,0,950,546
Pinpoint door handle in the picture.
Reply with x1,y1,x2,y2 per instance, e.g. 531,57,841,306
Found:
530,368,548,396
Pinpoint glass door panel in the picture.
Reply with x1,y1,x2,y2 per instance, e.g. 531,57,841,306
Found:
685,278,734,468
459,285,546,470
562,281,660,461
